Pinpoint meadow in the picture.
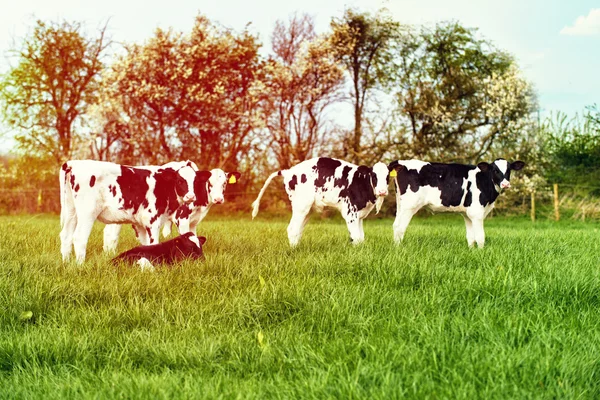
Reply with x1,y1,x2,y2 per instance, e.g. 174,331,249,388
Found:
1,213,600,399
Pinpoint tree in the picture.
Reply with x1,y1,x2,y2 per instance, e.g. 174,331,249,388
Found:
384,22,536,163
330,9,400,163
94,16,264,170
262,13,344,169
0,19,109,163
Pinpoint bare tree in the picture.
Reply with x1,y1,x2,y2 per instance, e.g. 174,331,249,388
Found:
263,13,344,169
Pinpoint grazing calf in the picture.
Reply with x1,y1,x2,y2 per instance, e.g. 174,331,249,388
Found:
112,232,206,271
60,160,197,263
252,157,390,246
388,158,525,248
163,169,241,237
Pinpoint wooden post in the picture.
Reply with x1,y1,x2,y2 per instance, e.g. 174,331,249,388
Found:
553,183,560,221
530,191,535,222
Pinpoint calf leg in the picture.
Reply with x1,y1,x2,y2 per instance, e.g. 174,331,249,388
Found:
471,218,485,248
287,202,312,247
132,224,150,246
462,215,475,248
393,207,417,243
72,213,97,264
147,224,160,245
358,218,365,243
103,224,121,253
60,211,77,262
162,220,173,238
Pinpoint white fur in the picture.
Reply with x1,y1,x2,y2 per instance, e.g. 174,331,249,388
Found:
188,235,200,248
399,160,430,172
137,257,155,272
252,158,390,246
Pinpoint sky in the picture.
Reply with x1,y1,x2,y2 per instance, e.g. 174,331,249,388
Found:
0,0,598,151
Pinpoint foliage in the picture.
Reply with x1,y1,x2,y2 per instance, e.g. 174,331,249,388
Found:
543,110,600,187
262,14,344,169
330,9,401,163
93,15,264,170
2,215,600,398
382,22,536,163
0,20,109,163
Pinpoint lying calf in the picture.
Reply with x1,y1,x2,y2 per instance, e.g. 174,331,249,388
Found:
112,232,206,271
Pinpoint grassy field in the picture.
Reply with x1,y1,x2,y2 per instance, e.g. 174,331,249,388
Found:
1,213,600,399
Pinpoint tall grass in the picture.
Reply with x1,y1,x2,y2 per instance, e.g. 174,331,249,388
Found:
1,214,600,399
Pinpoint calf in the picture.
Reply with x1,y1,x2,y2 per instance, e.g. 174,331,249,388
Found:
164,168,241,237
251,157,390,246
60,160,197,263
112,232,206,271
102,160,201,252
388,158,525,247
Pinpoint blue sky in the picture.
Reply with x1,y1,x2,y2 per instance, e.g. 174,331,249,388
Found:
0,0,598,151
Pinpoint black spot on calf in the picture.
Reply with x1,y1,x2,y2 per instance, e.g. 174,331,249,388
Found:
334,166,352,188
89,175,96,187
339,166,377,212
117,166,151,213
288,175,298,191
314,158,341,188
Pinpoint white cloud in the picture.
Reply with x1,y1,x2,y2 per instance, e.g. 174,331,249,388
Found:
560,8,600,36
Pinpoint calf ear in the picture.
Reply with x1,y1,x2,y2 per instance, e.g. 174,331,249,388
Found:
387,161,403,177
511,161,525,171
185,160,199,170
197,171,212,182
227,172,241,184
477,162,490,172
198,236,207,245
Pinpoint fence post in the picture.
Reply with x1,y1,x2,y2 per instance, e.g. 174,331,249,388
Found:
553,183,560,221
530,191,535,222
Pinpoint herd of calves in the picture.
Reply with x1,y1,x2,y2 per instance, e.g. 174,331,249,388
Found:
59,157,525,270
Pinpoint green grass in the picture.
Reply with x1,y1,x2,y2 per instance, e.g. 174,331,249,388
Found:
1,213,600,399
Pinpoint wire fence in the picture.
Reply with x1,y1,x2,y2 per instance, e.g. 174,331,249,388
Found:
1,183,600,221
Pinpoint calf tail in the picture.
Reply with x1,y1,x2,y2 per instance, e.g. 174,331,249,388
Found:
251,170,283,219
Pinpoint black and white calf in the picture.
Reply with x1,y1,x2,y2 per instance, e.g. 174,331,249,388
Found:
252,157,390,246
388,158,525,247
60,160,197,263
112,232,206,271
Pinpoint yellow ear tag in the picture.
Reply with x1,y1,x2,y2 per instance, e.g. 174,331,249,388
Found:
228,175,237,184
390,170,397,177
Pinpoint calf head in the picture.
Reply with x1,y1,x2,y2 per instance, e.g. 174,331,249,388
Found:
207,169,241,205
477,159,525,190
175,232,207,260
173,165,198,204
354,162,389,213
